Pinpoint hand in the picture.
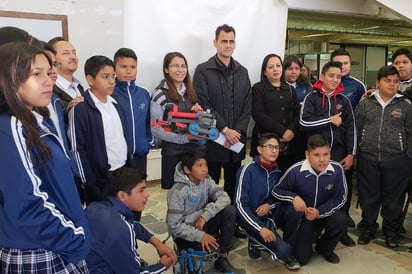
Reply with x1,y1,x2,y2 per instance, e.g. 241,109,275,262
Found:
149,236,177,265
281,129,295,142
305,207,319,221
200,233,219,252
259,227,276,242
193,216,206,231
292,196,307,212
255,203,270,217
159,255,174,270
66,96,84,111
339,154,354,170
330,112,342,127
224,128,241,146
191,103,203,112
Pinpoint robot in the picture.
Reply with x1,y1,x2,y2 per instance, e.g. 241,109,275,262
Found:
151,104,219,144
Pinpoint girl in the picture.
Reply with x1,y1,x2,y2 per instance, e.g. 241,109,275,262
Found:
0,42,91,273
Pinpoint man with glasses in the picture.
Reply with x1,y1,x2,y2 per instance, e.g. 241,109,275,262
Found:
193,24,252,239
235,133,301,270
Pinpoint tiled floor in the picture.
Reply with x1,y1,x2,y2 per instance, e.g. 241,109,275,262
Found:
139,176,412,274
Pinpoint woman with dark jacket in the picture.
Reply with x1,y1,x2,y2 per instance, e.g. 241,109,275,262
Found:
251,54,301,174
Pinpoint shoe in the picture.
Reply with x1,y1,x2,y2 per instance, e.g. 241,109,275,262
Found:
315,245,340,264
284,255,301,270
340,233,356,247
214,257,236,273
357,230,375,245
247,240,262,260
385,236,399,248
234,225,247,239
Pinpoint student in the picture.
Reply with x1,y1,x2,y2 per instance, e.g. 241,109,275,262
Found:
151,51,204,189
193,25,252,236
273,134,350,265
68,55,129,204
355,65,412,248
235,133,301,270
85,167,176,273
330,49,365,246
49,37,85,112
0,42,91,272
166,149,238,273
391,47,412,100
283,55,313,103
113,48,154,173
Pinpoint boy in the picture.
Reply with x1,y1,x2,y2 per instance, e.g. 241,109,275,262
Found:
166,150,238,273
391,47,412,100
330,48,366,246
235,133,302,270
85,167,176,273
113,48,153,173
68,55,129,204
273,134,350,265
355,65,412,248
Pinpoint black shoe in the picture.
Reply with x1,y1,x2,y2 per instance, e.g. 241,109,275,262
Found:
234,225,247,239
247,240,262,260
385,236,399,248
340,233,356,247
357,230,375,245
284,255,301,270
214,257,236,273
315,245,340,264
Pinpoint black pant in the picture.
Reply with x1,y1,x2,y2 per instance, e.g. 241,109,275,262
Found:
208,161,241,204
294,211,350,265
161,155,181,189
357,154,409,236
174,205,236,254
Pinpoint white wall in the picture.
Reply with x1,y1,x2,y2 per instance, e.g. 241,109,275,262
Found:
0,0,124,85
124,0,288,91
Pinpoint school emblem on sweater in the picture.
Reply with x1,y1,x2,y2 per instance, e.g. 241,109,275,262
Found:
325,184,334,191
138,103,145,110
391,108,402,118
336,104,343,112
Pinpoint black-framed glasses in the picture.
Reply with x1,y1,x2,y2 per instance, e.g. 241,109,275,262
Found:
169,64,188,70
261,144,280,152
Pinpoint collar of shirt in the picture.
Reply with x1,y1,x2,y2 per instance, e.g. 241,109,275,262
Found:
286,81,297,88
300,159,335,175
372,90,402,107
89,89,117,106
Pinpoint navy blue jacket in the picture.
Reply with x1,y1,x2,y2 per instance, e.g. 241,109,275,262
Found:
68,90,129,191
235,156,281,233
113,80,154,158
85,197,165,273
0,111,91,263
273,160,347,218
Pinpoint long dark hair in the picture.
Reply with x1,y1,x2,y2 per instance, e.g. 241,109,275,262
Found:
260,53,283,81
0,42,52,160
162,51,198,104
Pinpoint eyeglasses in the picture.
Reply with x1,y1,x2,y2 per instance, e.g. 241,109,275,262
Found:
52,61,62,68
169,64,188,70
261,144,280,152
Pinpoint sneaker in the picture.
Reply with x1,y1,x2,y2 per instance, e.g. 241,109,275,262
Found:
234,225,247,239
385,235,399,248
284,255,301,270
247,240,262,260
357,230,375,245
214,257,236,273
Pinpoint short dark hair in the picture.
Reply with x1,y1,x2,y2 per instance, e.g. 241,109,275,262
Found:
307,134,330,151
84,55,114,78
257,133,279,147
391,47,412,62
107,167,147,196
283,55,302,70
181,149,206,172
48,36,66,47
215,24,235,40
377,65,399,81
321,61,342,74
0,26,31,46
330,48,351,61
113,47,137,65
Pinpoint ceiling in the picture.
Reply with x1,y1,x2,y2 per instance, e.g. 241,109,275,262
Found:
287,9,412,54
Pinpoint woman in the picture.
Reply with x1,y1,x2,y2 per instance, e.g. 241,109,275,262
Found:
301,64,317,85
251,54,301,174
0,43,91,272
283,55,313,103
151,52,204,189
